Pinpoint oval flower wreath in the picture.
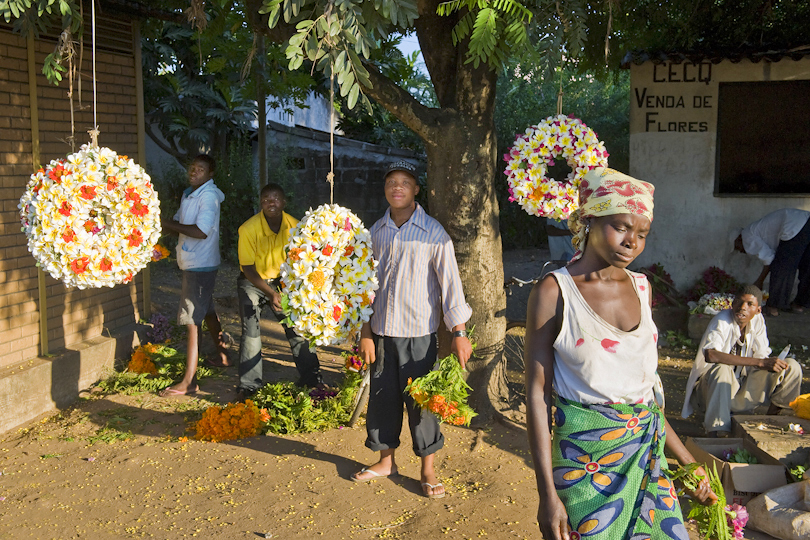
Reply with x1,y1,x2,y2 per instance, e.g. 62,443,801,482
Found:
280,204,379,348
503,114,609,221
18,144,161,289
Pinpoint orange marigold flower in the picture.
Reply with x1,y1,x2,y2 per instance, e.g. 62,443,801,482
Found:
309,269,326,288
62,228,76,243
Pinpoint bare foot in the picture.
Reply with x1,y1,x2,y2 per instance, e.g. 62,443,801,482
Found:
158,384,198,397
764,306,779,317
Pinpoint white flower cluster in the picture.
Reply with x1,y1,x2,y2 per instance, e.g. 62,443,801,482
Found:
692,293,735,315
503,114,609,221
18,144,161,289
280,204,378,348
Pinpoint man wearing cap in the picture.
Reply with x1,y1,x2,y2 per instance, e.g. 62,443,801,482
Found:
733,208,810,316
350,161,472,499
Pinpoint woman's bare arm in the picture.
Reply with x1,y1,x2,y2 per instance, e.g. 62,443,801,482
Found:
525,275,571,540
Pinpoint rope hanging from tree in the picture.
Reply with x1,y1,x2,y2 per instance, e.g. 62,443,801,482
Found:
327,68,335,204
88,0,99,148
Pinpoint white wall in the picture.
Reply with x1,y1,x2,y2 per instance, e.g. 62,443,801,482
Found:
629,57,810,289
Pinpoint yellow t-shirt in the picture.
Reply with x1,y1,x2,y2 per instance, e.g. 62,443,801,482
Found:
237,211,298,280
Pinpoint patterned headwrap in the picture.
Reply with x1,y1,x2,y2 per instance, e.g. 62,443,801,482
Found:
567,167,655,261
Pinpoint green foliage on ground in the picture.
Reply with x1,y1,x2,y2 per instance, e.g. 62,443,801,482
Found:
252,372,362,434
97,346,215,395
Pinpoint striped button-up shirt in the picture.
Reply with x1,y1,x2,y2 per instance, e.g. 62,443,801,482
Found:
369,203,472,338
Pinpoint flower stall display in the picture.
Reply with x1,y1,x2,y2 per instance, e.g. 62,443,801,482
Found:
279,204,378,348
690,293,735,315
405,354,477,426
18,144,161,289
503,114,609,220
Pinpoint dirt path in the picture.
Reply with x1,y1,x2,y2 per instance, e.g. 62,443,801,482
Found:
0,254,807,539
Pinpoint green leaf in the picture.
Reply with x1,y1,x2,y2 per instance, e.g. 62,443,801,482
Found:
347,81,360,109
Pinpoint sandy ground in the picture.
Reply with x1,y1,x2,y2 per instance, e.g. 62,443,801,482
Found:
0,251,807,539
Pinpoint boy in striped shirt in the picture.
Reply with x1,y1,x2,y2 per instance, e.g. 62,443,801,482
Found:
351,161,472,499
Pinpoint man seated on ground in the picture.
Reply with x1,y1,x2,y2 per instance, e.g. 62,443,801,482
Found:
681,284,803,436
235,183,323,401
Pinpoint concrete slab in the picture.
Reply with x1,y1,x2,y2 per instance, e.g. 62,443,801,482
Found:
0,323,148,434
733,415,810,467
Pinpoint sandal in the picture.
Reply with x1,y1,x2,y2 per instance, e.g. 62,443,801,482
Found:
421,482,446,499
351,467,398,483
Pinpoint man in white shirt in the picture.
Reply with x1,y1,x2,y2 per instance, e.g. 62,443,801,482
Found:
682,285,802,436
733,208,810,316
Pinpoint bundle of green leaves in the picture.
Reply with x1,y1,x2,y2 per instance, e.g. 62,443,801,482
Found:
404,354,476,426
670,462,732,540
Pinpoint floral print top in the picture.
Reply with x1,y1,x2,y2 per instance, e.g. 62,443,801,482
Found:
551,267,658,405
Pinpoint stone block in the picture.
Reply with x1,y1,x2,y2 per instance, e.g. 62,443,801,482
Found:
733,415,810,467
0,322,148,434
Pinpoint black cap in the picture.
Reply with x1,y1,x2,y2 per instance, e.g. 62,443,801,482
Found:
385,160,417,179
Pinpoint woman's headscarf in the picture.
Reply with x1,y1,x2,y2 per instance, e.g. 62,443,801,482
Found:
567,167,655,261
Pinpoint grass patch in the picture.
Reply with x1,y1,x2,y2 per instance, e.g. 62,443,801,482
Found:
97,346,216,395
87,426,133,445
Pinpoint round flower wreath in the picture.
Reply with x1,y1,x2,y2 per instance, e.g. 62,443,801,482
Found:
18,144,161,289
280,204,379,348
503,114,609,221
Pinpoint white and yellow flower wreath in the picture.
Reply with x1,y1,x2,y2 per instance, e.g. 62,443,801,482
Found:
18,144,161,289
503,114,609,221
280,204,378,348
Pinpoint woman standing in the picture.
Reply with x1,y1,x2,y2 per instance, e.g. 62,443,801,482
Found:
525,168,717,540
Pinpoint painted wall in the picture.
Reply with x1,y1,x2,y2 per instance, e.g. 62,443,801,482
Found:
628,57,810,290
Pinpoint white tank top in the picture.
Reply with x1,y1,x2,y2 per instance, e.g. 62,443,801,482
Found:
552,267,658,405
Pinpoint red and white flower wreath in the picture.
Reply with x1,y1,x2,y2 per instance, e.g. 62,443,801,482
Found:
18,144,161,289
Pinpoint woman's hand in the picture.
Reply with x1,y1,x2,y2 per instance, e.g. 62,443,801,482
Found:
537,493,572,540
686,466,719,506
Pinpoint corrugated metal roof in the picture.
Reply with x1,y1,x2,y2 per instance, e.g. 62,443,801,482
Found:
621,46,810,68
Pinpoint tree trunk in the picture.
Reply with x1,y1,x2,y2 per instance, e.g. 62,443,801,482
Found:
424,105,506,424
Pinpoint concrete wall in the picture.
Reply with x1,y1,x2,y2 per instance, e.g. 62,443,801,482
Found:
629,57,810,289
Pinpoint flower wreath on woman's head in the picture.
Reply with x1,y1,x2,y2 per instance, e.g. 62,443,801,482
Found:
503,114,609,221
279,204,378,348
18,144,161,289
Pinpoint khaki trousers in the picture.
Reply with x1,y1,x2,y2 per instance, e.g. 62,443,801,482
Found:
692,358,803,433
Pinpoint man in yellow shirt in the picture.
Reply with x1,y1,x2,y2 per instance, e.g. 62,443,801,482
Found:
236,183,322,399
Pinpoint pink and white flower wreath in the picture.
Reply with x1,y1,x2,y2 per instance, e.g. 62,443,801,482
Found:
503,114,609,221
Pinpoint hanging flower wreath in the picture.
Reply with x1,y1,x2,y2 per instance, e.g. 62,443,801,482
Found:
280,204,378,348
503,114,609,221
18,144,161,289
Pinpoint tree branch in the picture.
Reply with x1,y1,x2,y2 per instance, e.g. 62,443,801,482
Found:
362,64,442,141
416,0,460,108
144,123,188,163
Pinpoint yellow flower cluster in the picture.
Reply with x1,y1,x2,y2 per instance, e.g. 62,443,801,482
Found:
18,144,161,289
280,204,378,348
194,400,270,442
503,114,609,221
127,345,158,375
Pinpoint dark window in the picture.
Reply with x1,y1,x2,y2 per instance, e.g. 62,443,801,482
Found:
716,80,810,195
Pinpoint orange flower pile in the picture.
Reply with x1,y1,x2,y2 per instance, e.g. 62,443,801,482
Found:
193,400,271,442
127,345,158,375
151,244,170,262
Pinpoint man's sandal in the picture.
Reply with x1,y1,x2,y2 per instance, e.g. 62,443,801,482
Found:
351,467,398,483
421,482,445,499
